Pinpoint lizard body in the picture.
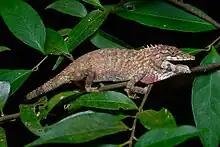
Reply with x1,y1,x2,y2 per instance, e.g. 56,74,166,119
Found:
26,45,195,99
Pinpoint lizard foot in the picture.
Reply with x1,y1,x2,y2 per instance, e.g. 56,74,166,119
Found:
85,87,99,92
99,83,105,87
124,88,140,99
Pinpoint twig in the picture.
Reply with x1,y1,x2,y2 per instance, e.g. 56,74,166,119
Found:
206,36,220,49
167,0,220,28
0,56,49,124
138,85,153,112
1,62,220,124
191,62,220,72
0,113,20,124
128,84,153,147
98,62,220,91
128,117,138,147
32,56,48,71
215,40,220,49
99,82,127,91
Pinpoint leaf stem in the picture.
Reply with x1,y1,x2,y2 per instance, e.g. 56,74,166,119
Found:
63,53,74,61
118,140,130,147
206,36,220,49
32,56,48,71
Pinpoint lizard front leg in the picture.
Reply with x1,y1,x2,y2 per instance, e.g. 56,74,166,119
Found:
85,70,98,92
125,85,149,99
126,73,148,95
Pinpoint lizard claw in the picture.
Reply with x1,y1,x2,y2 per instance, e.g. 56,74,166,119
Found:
124,88,140,99
85,87,99,92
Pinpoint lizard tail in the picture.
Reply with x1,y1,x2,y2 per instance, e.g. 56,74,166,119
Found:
26,71,71,100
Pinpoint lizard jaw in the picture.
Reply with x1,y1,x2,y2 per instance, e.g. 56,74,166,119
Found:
166,55,195,61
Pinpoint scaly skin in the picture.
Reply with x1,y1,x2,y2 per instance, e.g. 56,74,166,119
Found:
26,45,195,99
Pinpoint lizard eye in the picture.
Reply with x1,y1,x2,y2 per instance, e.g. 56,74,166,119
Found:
171,52,175,55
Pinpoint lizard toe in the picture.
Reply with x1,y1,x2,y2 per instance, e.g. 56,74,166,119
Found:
85,87,99,92
124,88,140,99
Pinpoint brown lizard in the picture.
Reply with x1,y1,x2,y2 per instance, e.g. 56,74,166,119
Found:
26,45,195,99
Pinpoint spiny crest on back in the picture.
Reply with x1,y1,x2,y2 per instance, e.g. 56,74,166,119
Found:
143,44,195,61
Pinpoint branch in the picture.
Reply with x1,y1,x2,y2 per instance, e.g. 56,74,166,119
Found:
128,84,153,147
0,113,20,124
1,62,220,124
99,82,127,91
167,0,220,28
190,62,220,72
99,62,220,91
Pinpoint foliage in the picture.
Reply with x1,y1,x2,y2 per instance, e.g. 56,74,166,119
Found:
0,0,219,146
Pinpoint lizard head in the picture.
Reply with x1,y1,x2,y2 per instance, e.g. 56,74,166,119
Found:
151,45,195,61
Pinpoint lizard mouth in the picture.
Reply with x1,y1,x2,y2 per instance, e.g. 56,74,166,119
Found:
166,56,195,61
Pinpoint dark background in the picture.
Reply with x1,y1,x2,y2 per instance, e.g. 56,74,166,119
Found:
0,0,220,146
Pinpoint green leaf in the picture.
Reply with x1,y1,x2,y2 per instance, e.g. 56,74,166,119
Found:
20,92,82,136
116,0,215,32
137,108,176,130
1,0,46,53
135,125,201,147
0,81,10,114
192,48,220,147
53,10,109,69
90,30,133,49
0,127,7,147
82,0,104,9
39,91,80,119
0,46,10,53
0,70,32,95
46,0,87,18
181,48,206,55
67,9,109,51
58,28,72,37
20,97,48,136
26,111,128,146
68,91,138,111
52,56,65,70
44,28,69,55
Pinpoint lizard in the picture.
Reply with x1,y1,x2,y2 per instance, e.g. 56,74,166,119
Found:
26,44,195,99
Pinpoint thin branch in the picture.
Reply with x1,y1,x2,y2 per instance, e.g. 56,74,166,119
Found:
191,62,220,72
0,56,48,124
138,85,153,112
32,56,48,71
167,0,220,28
206,36,220,49
99,82,127,91
1,62,220,124
215,40,220,49
128,84,153,147
0,113,20,124
98,62,220,91
128,117,137,147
